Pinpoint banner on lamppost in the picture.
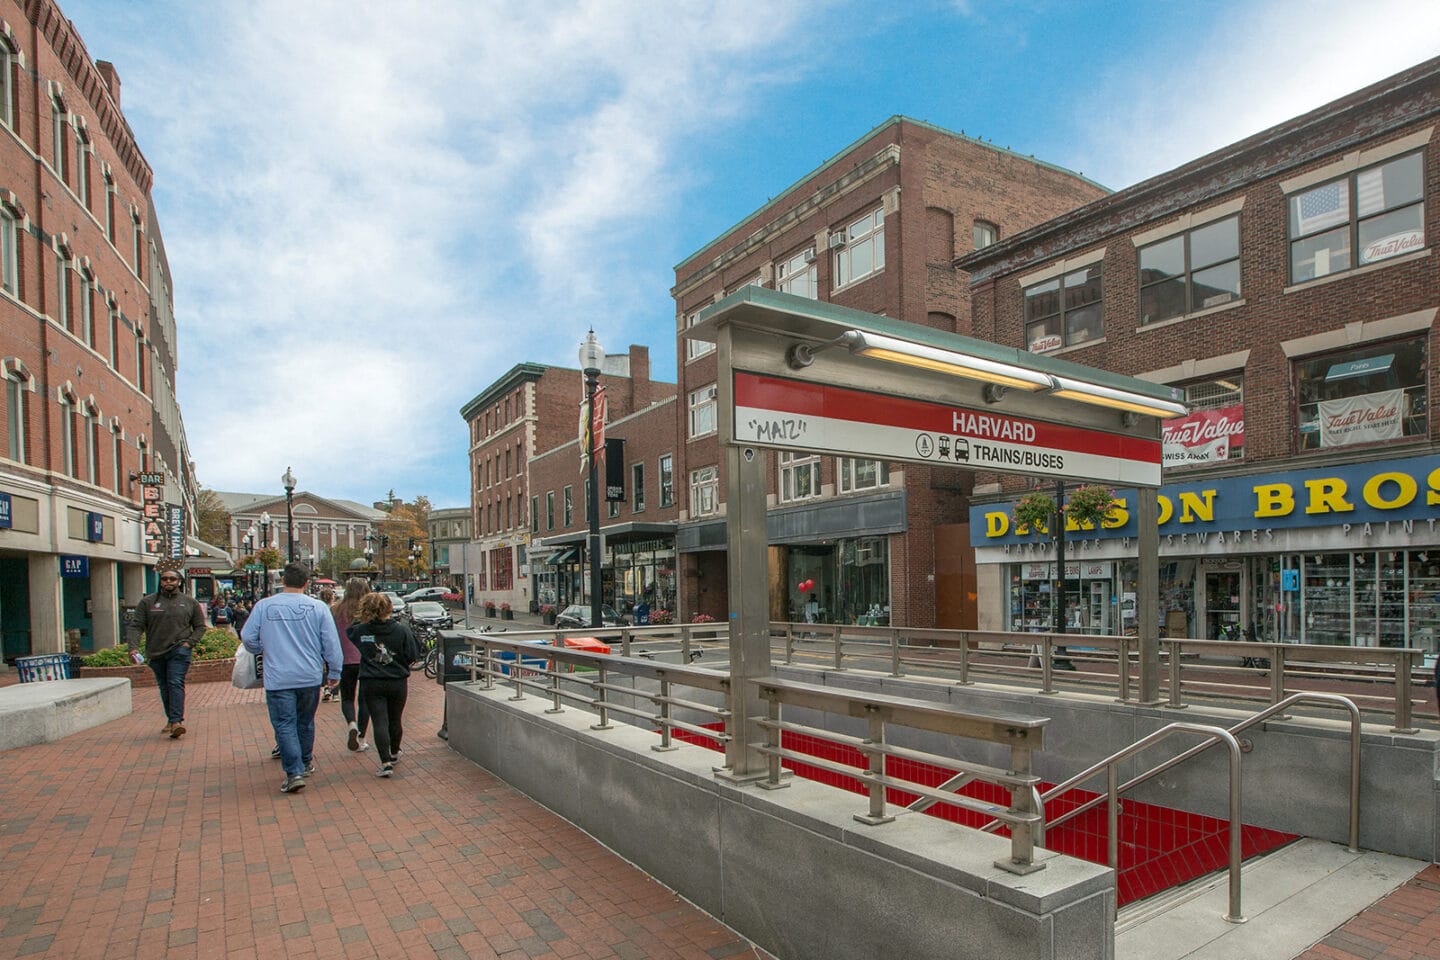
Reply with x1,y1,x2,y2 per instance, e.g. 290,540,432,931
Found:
578,385,607,471
604,437,625,501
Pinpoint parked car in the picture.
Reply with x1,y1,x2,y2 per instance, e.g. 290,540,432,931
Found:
403,586,450,603
382,591,407,618
555,603,626,629
407,601,452,630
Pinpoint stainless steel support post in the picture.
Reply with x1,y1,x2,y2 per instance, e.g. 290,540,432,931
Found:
1136,486,1161,704
853,708,894,825
720,441,769,780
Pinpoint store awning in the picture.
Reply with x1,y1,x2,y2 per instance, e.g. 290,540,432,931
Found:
547,547,579,565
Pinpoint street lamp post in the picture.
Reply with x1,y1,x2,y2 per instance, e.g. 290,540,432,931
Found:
242,530,254,597
260,512,272,596
282,467,297,563
579,329,604,629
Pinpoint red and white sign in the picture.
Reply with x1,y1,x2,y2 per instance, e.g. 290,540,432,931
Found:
1318,388,1405,447
732,370,1161,486
1029,334,1062,353
1360,230,1423,264
1162,403,1243,466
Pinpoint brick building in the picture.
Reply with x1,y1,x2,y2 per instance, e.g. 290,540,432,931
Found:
959,58,1440,651
0,1,197,659
669,117,1108,626
216,490,386,584
427,505,469,590
459,346,673,613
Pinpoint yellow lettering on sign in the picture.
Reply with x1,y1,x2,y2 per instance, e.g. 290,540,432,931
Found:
1104,497,1130,529
1304,478,1354,515
1253,483,1294,518
1176,490,1216,524
1156,495,1173,524
1429,467,1440,506
985,512,1010,538
1362,472,1417,509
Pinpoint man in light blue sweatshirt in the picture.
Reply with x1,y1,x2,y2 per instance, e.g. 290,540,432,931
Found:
241,562,343,794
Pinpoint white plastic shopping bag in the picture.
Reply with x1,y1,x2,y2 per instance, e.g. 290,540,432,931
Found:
231,644,263,689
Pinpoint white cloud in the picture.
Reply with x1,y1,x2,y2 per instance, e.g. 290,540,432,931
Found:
1074,0,1440,189
101,0,815,503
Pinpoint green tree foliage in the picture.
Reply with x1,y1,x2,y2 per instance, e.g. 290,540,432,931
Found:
196,488,231,547
381,495,432,578
317,545,364,579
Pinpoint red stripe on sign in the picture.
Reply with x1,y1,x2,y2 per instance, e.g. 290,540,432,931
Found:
735,370,1159,464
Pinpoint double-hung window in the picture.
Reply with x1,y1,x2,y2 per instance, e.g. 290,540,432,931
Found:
776,247,817,299
55,252,71,331
688,383,716,438
779,452,820,503
833,208,884,287
1295,338,1427,451
83,406,97,483
973,220,998,250
531,495,539,533
563,486,573,526
659,455,674,507
685,311,714,361
1023,264,1102,352
546,491,555,530
1140,216,1240,324
839,458,888,493
0,207,16,296
50,99,65,179
60,394,77,478
0,44,12,130
111,423,123,491
632,462,645,512
74,124,89,208
690,465,718,516
79,269,94,348
5,371,24,462
1289,151,1424,283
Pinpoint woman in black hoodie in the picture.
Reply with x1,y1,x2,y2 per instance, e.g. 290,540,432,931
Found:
347,592,421,777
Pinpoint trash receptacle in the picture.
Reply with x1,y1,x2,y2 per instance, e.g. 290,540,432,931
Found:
16,653,73,682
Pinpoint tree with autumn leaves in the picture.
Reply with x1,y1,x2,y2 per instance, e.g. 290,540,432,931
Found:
379,495,432,579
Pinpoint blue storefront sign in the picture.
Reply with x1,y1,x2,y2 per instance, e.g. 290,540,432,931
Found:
87,511,104,542
0,491,10,529
972,454,1440,547
61,555,89,578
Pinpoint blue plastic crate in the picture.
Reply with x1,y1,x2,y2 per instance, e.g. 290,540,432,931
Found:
15,653,73,682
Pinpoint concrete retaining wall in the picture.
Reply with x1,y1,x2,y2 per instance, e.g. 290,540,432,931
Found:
447,681,1116,960
0,678,132,751
769,667,1440,863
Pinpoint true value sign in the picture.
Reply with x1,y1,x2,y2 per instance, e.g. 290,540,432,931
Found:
732,370,1161,487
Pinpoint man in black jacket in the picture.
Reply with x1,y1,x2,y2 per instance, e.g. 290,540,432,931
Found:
126,559,207,739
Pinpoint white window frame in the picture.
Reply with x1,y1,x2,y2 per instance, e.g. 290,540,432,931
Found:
839,458,888,493
111,423,122,491
775,247,817,299
690,465,719,517
779,451,820,503
83,406,97,483
131,213,142,274
1287,150,1425,284
74,123,89,207
104,173,115,242
973,220,998,250
632,462,645,512
60,394,76,478
134,330,144,391
0,207,16,296
50,99,65,178
685,311,715,362
55,251,70,330
79,268,93,348
0,46,12,131
5,371,24,462
833,207,885,288
688,383,717,438
659,454,674,507
108,309,119,368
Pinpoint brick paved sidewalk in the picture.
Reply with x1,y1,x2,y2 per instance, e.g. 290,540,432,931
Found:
1297,865,1440,960
0,674,766,960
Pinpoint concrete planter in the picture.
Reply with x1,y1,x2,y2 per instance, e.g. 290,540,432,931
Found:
77,658,237,688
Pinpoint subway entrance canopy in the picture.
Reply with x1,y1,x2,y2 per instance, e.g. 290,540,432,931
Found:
684,286,1188,777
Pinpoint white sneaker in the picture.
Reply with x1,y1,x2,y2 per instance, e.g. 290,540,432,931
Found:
357,740,370,752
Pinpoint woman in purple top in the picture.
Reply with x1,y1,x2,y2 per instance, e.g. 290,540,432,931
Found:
330,577,372,751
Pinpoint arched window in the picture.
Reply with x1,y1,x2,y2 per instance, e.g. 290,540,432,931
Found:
3,358,32,463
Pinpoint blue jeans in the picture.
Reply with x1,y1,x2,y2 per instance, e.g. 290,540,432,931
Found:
148,645,192,724
266,686,321,778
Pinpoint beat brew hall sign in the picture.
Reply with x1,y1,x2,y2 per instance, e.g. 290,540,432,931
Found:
138,472,182,558
732,370,1161,487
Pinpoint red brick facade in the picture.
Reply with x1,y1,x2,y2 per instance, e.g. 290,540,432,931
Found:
670,118,1108,627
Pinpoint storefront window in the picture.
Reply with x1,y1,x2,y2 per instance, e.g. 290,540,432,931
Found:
785,536,890,625
1295,338,1427,450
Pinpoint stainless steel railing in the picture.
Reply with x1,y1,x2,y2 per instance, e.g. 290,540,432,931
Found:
769,622,1424,732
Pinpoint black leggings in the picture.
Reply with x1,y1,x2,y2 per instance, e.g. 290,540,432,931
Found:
359,676,408,763
339,663,369,735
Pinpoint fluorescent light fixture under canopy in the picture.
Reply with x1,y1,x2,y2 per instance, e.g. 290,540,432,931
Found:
843,331,1055,391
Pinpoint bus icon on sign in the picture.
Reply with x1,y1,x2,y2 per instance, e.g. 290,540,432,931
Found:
952,438,969,462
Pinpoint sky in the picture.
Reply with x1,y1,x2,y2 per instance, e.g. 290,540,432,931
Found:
57,0,1440,510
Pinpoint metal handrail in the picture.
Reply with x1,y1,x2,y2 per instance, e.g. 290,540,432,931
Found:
1038,692,1362,853
750,675,1049,876
769,621,1423,730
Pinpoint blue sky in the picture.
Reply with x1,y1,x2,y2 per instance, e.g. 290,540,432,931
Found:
58,0,1440,510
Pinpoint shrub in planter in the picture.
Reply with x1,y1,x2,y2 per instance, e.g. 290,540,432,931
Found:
499,602,513,620
483,601,496,617
649,609,673,625
690,613,717,624
194,628,239,661
540,603,556,625
83,644,137,667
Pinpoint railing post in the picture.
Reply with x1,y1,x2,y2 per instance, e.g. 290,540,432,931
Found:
891,628,902,677
1392,650,1418,734
508,645,526,701
545,657,563,714
785,624,795,664
1108,761,1120,917
832,624,844,671
853,707,894,825
590,662,612,730
995,743,1043,875
957,632,972,686
1269,646,1287,716
1116,636,1130,703
1039,635,1056,695
1167,640,1184,708
758,695,788,791
653,678,677,752
480,642,495,691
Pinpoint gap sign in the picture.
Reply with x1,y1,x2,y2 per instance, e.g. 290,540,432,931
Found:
732,370,1161,487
